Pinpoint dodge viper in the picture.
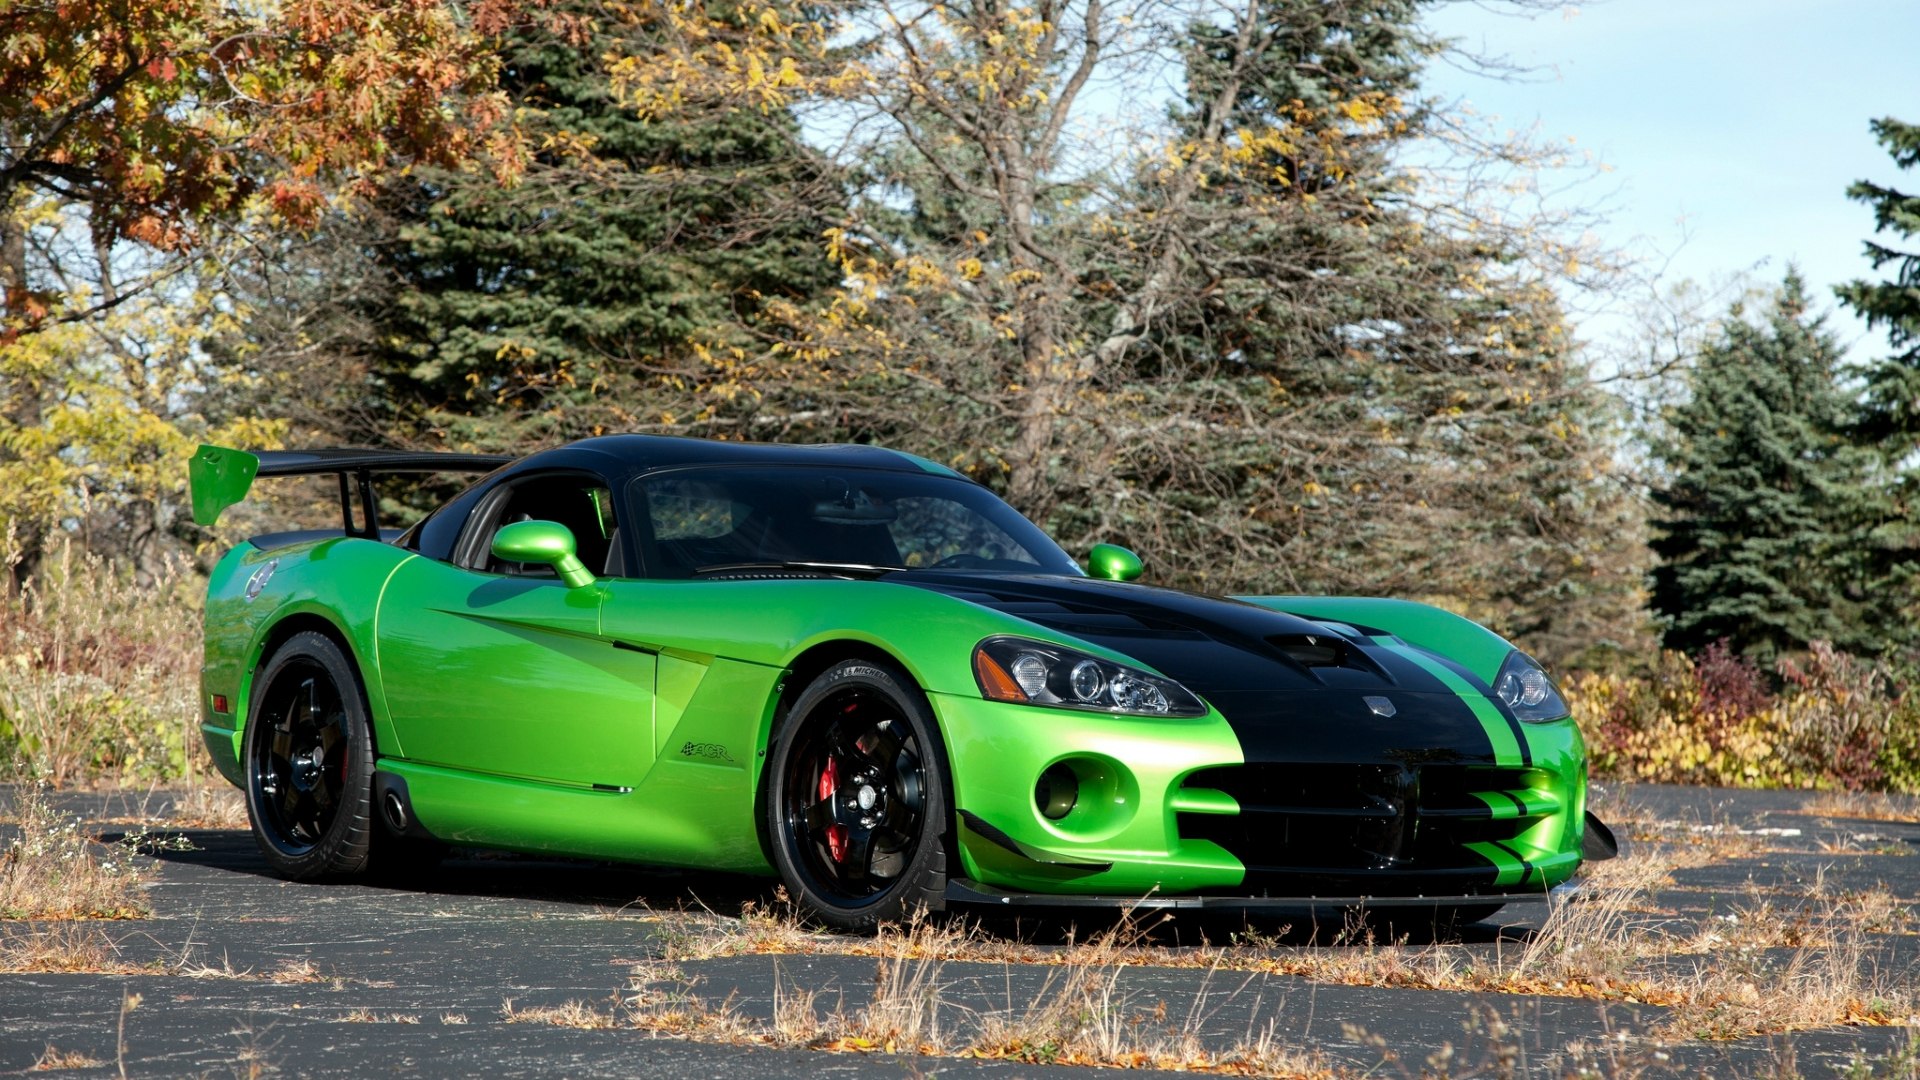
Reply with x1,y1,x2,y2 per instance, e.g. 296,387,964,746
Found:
190,435,1611,930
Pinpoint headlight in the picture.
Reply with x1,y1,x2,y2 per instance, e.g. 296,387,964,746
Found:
1492,650,1569,723
972,637,1207,718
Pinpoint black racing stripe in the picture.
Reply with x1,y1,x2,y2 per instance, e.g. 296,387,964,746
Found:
1501,710,1533,767
1199,689,1496,765
1490,840,1537,888
1494,790,1528,816
1428,649,1534,768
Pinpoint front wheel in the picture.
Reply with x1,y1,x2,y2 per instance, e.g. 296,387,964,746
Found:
765,659,951,931
242,631,377,880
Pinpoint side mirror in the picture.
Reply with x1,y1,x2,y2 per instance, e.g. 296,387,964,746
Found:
1087,543,1143,582
491,520,596,589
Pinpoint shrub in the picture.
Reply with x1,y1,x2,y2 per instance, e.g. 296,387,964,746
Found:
0,531,204,786
1569,640,1920,793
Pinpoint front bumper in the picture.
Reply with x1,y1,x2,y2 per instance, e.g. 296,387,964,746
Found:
931,692,1589,900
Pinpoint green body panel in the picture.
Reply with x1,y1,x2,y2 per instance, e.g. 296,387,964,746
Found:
1492,715,1587,889
1239,596,1516,683
200,536,418,787
932,693,1245,894
374,558,653,786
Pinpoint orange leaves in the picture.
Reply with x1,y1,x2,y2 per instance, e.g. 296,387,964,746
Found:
0,0,558,333
123,214,189,250
263,180,328,228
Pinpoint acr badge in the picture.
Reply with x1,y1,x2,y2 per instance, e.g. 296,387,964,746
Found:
1363,695,1397,718
680,741,737,764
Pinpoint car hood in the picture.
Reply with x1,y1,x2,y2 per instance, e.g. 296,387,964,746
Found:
889,571,1460,696
889,571,1527,765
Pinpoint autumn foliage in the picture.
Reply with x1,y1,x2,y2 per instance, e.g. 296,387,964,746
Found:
0,0,555,337
1570,641,1920,793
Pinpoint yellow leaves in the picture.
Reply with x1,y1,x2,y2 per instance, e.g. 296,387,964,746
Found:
955,256,984,281
607,0,823,117
901,255,949,291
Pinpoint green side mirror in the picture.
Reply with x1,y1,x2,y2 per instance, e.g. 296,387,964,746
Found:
1087,543,1143,582
492,520,596,589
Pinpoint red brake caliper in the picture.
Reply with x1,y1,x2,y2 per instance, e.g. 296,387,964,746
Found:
818,756,848,863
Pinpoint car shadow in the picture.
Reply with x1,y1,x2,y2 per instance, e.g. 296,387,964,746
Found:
107,826,780,914
110,825,1539,949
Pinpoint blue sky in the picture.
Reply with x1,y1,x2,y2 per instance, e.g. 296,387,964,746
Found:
1420,0,1920,357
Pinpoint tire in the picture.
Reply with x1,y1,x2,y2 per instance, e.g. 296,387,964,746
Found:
242,631,376,881
765,659,950,931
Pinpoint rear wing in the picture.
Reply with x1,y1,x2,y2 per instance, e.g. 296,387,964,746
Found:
190,444,513,539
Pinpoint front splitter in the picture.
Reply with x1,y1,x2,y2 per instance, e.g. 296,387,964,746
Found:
946,877,1573,913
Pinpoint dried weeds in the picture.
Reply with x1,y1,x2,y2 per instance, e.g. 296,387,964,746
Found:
0,782,149,920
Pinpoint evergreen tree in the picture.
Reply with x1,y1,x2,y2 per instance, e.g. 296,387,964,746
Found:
346,0,845,450
1835,117,1920,622
1838,118,1920,448
1650,272,1892,662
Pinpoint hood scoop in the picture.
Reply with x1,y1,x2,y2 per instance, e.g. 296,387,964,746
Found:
1270,633,1351,668
1267,632,1395,686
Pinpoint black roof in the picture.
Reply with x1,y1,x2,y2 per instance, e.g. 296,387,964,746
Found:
535,434,961,478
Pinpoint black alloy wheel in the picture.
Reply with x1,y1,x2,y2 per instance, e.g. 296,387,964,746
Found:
244,631,376,880
766,659,950,931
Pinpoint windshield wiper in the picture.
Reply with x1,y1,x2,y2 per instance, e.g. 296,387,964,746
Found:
691,561,906,579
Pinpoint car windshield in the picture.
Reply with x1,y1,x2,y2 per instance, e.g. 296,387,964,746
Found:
631,466,1083,579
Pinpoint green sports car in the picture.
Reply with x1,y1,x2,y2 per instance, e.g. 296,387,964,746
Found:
190,436,1609,930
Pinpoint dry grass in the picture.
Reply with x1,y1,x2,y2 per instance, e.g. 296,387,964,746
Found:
267,957,324,984
621,915,1335,1075
623,960,764,1041
0,923,151,974
1801,790,1920,824
501,998,624,1030
637,840,1916,1044
30,1044,106,1070
167,786,247,830
1,535,205,787
0,784,147,920
339,1009,422,1024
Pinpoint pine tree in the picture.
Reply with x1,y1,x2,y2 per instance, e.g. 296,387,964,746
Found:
1650,272,1892,662
1838,117,1920,448
346,0,845,450
1835,117,1920,621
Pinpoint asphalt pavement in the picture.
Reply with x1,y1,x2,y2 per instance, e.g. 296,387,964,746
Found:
1,784,1915,1078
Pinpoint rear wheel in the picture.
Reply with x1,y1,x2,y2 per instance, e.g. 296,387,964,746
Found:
765,660,950,931
243,631,376,880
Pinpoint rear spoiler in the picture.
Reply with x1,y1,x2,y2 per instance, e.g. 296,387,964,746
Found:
190,444,513,538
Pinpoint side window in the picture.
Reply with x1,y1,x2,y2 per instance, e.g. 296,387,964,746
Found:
647,479,736,540
464,473,623,578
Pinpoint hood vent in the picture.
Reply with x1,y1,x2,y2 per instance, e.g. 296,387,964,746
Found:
1267,633,1394,686
1270,633,1353,668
